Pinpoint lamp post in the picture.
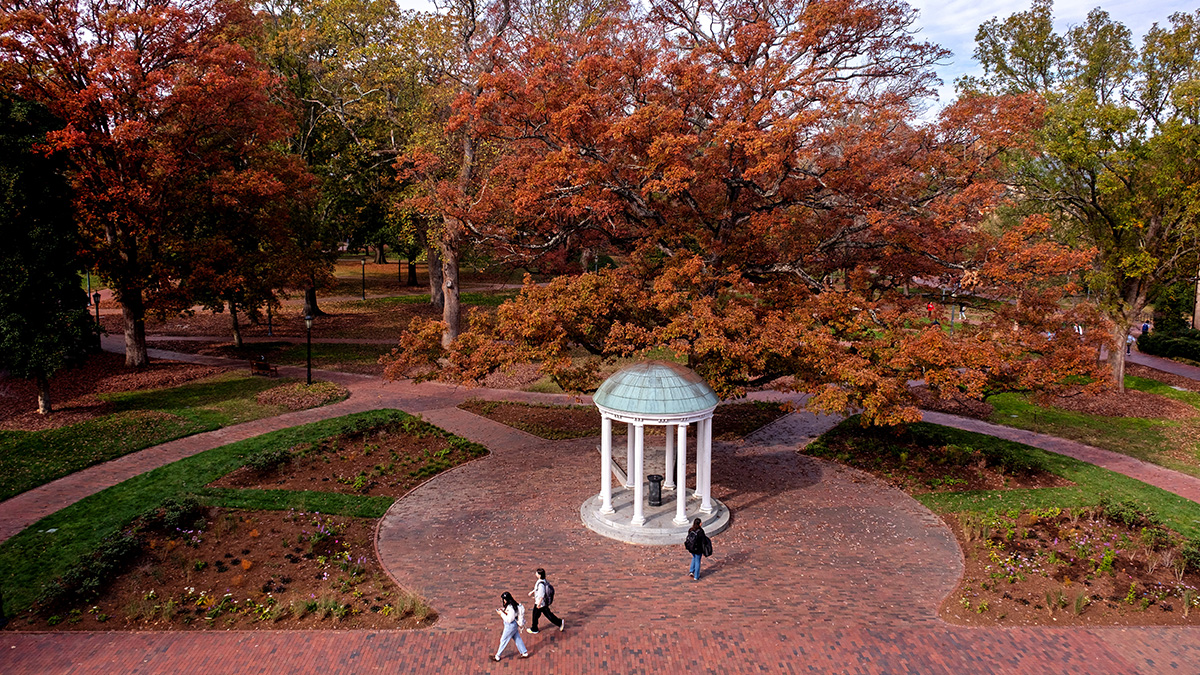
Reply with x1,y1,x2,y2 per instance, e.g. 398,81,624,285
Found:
267,305,273,337
361,258,366,301
304,314,313,385
93,292,101,327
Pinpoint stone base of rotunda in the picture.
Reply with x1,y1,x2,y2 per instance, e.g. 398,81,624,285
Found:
580,486,729,545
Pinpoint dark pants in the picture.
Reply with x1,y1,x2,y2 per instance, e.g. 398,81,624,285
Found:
531,604,562,631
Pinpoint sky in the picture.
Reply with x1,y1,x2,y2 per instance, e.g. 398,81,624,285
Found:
394,0,1196,106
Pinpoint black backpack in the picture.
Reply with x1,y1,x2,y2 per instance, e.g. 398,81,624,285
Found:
542,579,555,606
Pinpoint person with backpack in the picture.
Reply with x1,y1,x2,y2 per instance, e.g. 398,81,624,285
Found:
527,567,564,634
493,591,530,661
684,518,713,581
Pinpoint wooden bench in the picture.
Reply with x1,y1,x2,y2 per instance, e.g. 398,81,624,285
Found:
250,359,279,377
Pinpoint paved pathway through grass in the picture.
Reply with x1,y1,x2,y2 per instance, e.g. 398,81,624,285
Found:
6,343,1200,672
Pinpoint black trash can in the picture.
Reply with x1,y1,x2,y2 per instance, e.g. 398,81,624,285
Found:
647,474,664,507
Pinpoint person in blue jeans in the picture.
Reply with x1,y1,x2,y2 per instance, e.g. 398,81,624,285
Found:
493,592,529,661
684,518,712,580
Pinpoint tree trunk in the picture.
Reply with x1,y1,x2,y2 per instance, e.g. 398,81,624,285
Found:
36,372,51,415
407,260,418,287
440,238,461,348
303,285,324,317
1111,323,1128,391
428,244,444,310
373,243,387,264
119,287,149,367
230,301,243,349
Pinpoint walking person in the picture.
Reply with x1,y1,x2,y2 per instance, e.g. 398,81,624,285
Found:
684,518,713,581
527,568,564,634
492,592,530,661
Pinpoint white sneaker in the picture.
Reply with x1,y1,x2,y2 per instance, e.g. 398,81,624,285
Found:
559,619,565,632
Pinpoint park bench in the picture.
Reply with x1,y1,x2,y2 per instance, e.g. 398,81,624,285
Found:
250,358,279,377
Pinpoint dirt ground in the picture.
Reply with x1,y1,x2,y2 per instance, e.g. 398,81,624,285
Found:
210,418,486,497
10,508,434,631
0,352,231,431
940,508,1200,627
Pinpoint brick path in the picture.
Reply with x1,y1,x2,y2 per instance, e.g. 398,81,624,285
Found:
1129,351,1200,381
6,344,1200,672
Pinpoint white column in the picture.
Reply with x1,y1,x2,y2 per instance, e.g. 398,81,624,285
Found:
664,424,676,488
673,423,688,525
701,416,713,513
600,415,614,514
625,424,635,488
632,424,646,526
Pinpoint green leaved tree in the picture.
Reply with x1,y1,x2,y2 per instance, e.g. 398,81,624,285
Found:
967,0,1200,388
0,96,97,414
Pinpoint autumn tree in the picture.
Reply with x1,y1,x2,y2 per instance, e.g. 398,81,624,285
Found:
0,96,97,414
0,0,304,366
967,1,1200,388
384,0,1106,424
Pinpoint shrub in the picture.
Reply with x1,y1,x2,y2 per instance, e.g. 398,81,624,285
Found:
1137,330,1200,362
1182,539,1200,573
244,448,292,474
1098,497,1161,529
154,495,205,532
34,530,143,613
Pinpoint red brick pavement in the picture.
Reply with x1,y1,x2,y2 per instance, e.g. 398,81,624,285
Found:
6,343,1200,672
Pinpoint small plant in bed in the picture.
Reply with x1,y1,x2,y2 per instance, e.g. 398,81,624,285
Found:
211,416,487,496
942,501,1200,627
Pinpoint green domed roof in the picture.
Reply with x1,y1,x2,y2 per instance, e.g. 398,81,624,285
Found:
593,361,719,416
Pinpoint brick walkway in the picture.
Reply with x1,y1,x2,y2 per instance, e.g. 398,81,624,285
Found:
5,344,1200,672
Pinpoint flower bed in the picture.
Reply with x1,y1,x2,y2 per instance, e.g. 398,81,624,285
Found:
12,505,432,630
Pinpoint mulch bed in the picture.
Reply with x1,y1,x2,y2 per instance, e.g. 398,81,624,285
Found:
1041,388,1197,420
456,400,790,441
1128,363,1199,392
910,385,994,420
940,507,1200,626
803,424,1071,494
9,508,433,631
210,418,487,497
254,382,349,411
0,352,230,432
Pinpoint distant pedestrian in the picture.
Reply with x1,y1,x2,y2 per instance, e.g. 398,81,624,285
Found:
926,302,935,319
684,518,713,581
1127,333,1136,355
1142,321,1151,335
527,568,564,634
493,592,529,661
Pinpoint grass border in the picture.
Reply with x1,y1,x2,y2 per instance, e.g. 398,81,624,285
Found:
0,409,416,616
808,419,1200,540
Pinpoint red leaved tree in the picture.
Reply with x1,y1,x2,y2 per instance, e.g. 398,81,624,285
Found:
0,0,304,366
384,0,1108,423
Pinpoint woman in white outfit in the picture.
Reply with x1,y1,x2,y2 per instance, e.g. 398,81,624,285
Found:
493,591,530,661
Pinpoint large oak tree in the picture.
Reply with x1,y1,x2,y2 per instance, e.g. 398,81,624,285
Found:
385,0,1105,424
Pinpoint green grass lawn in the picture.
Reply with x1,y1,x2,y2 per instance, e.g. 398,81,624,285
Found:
0,410,414,616
360,290,518,308
809,419,1200,540
0,372,343,501
270,343,391,368
987,375,1200,479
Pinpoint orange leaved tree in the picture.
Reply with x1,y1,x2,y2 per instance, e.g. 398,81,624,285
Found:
0,0,305,366
384,0,1107,423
